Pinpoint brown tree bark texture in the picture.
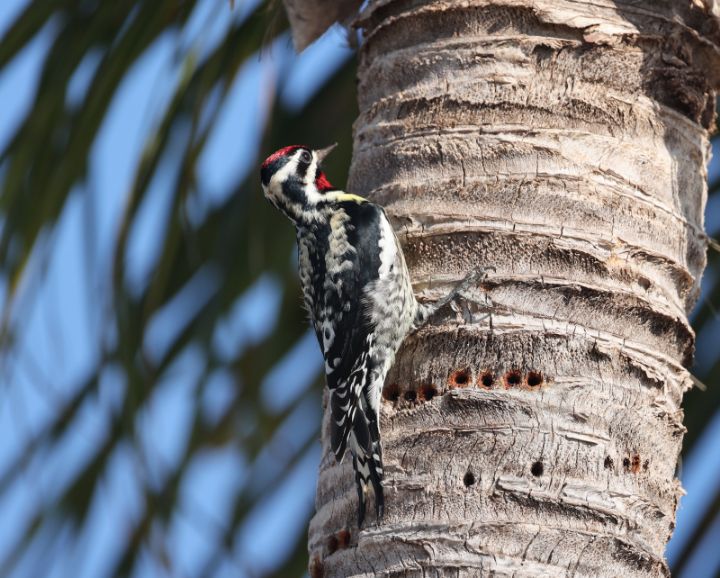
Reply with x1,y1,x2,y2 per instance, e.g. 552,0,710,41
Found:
307,1,720,577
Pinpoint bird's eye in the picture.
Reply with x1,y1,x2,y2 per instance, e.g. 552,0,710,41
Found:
300,150,312,164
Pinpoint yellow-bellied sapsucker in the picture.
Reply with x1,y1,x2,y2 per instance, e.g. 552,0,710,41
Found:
260,144,484,526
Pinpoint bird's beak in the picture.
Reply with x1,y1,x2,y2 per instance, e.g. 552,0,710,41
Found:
314,143,338,164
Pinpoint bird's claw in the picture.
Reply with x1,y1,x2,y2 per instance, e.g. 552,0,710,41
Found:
466,265,495,285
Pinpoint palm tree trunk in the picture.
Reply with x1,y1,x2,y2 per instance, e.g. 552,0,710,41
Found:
307,1,720,576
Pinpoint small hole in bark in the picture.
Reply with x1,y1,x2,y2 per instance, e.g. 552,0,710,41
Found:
479,371,495,389
336,529,351,549
383,383,400,402
326,535,339,555
531,461,544,477
505,370,522,388
643,459,649,472
631,454,641,474
450,369,471,388
533,44,554,61
404,390,417,402
623,457,631,471
463,471,476,486
638,276,651,290
604,456,614,470
419,384,437,401
526,371,543,388
310,556,324,578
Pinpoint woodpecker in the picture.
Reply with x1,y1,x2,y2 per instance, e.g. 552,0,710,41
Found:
260,144,484,527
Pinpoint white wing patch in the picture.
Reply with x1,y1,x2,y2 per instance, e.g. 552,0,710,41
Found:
377,213,398,278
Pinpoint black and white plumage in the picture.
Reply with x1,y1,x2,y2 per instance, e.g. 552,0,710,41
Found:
260,144,482,526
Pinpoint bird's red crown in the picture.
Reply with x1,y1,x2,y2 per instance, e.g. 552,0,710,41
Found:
261,145,307,169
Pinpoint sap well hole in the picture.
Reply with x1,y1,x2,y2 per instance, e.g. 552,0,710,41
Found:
505,370,522,388
336,530,351,549
383,383,400,402
526,371,543,388
450,369,471,388
420,384,437,401
463,471,476,486
531,461,544,477
479,371,495,389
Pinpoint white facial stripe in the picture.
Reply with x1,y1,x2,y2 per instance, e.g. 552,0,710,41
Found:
306,153,318,189
304,151,326,205
377,215,398,278
269,151,300,189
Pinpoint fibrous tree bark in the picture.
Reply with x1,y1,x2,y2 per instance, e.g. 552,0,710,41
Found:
298,1,720,576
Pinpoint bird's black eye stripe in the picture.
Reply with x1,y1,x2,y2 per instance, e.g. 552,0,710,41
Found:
296,150,312,179
296,160,309,179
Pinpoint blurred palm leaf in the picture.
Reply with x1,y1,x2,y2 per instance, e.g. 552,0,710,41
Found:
0,1,356,576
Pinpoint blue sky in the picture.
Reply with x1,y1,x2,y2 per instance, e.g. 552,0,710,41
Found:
0,1,718,577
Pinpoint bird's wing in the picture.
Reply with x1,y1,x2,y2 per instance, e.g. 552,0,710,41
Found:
317,200,384,462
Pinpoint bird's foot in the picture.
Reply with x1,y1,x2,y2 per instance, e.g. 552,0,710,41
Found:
435,266,495,312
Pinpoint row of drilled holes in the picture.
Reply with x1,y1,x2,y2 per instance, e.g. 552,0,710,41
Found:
383,382,438,403
606,454,650,474
464,460,545,488
461,455,648,492
383,369,545,403
463,453,647,490
451,368,544,390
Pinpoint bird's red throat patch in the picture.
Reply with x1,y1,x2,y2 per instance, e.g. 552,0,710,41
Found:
315,172,333,192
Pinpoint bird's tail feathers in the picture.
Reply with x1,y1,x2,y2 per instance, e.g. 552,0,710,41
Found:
349,430,384,526
330,388,365,462
330,368,370,461
329,370,385,525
